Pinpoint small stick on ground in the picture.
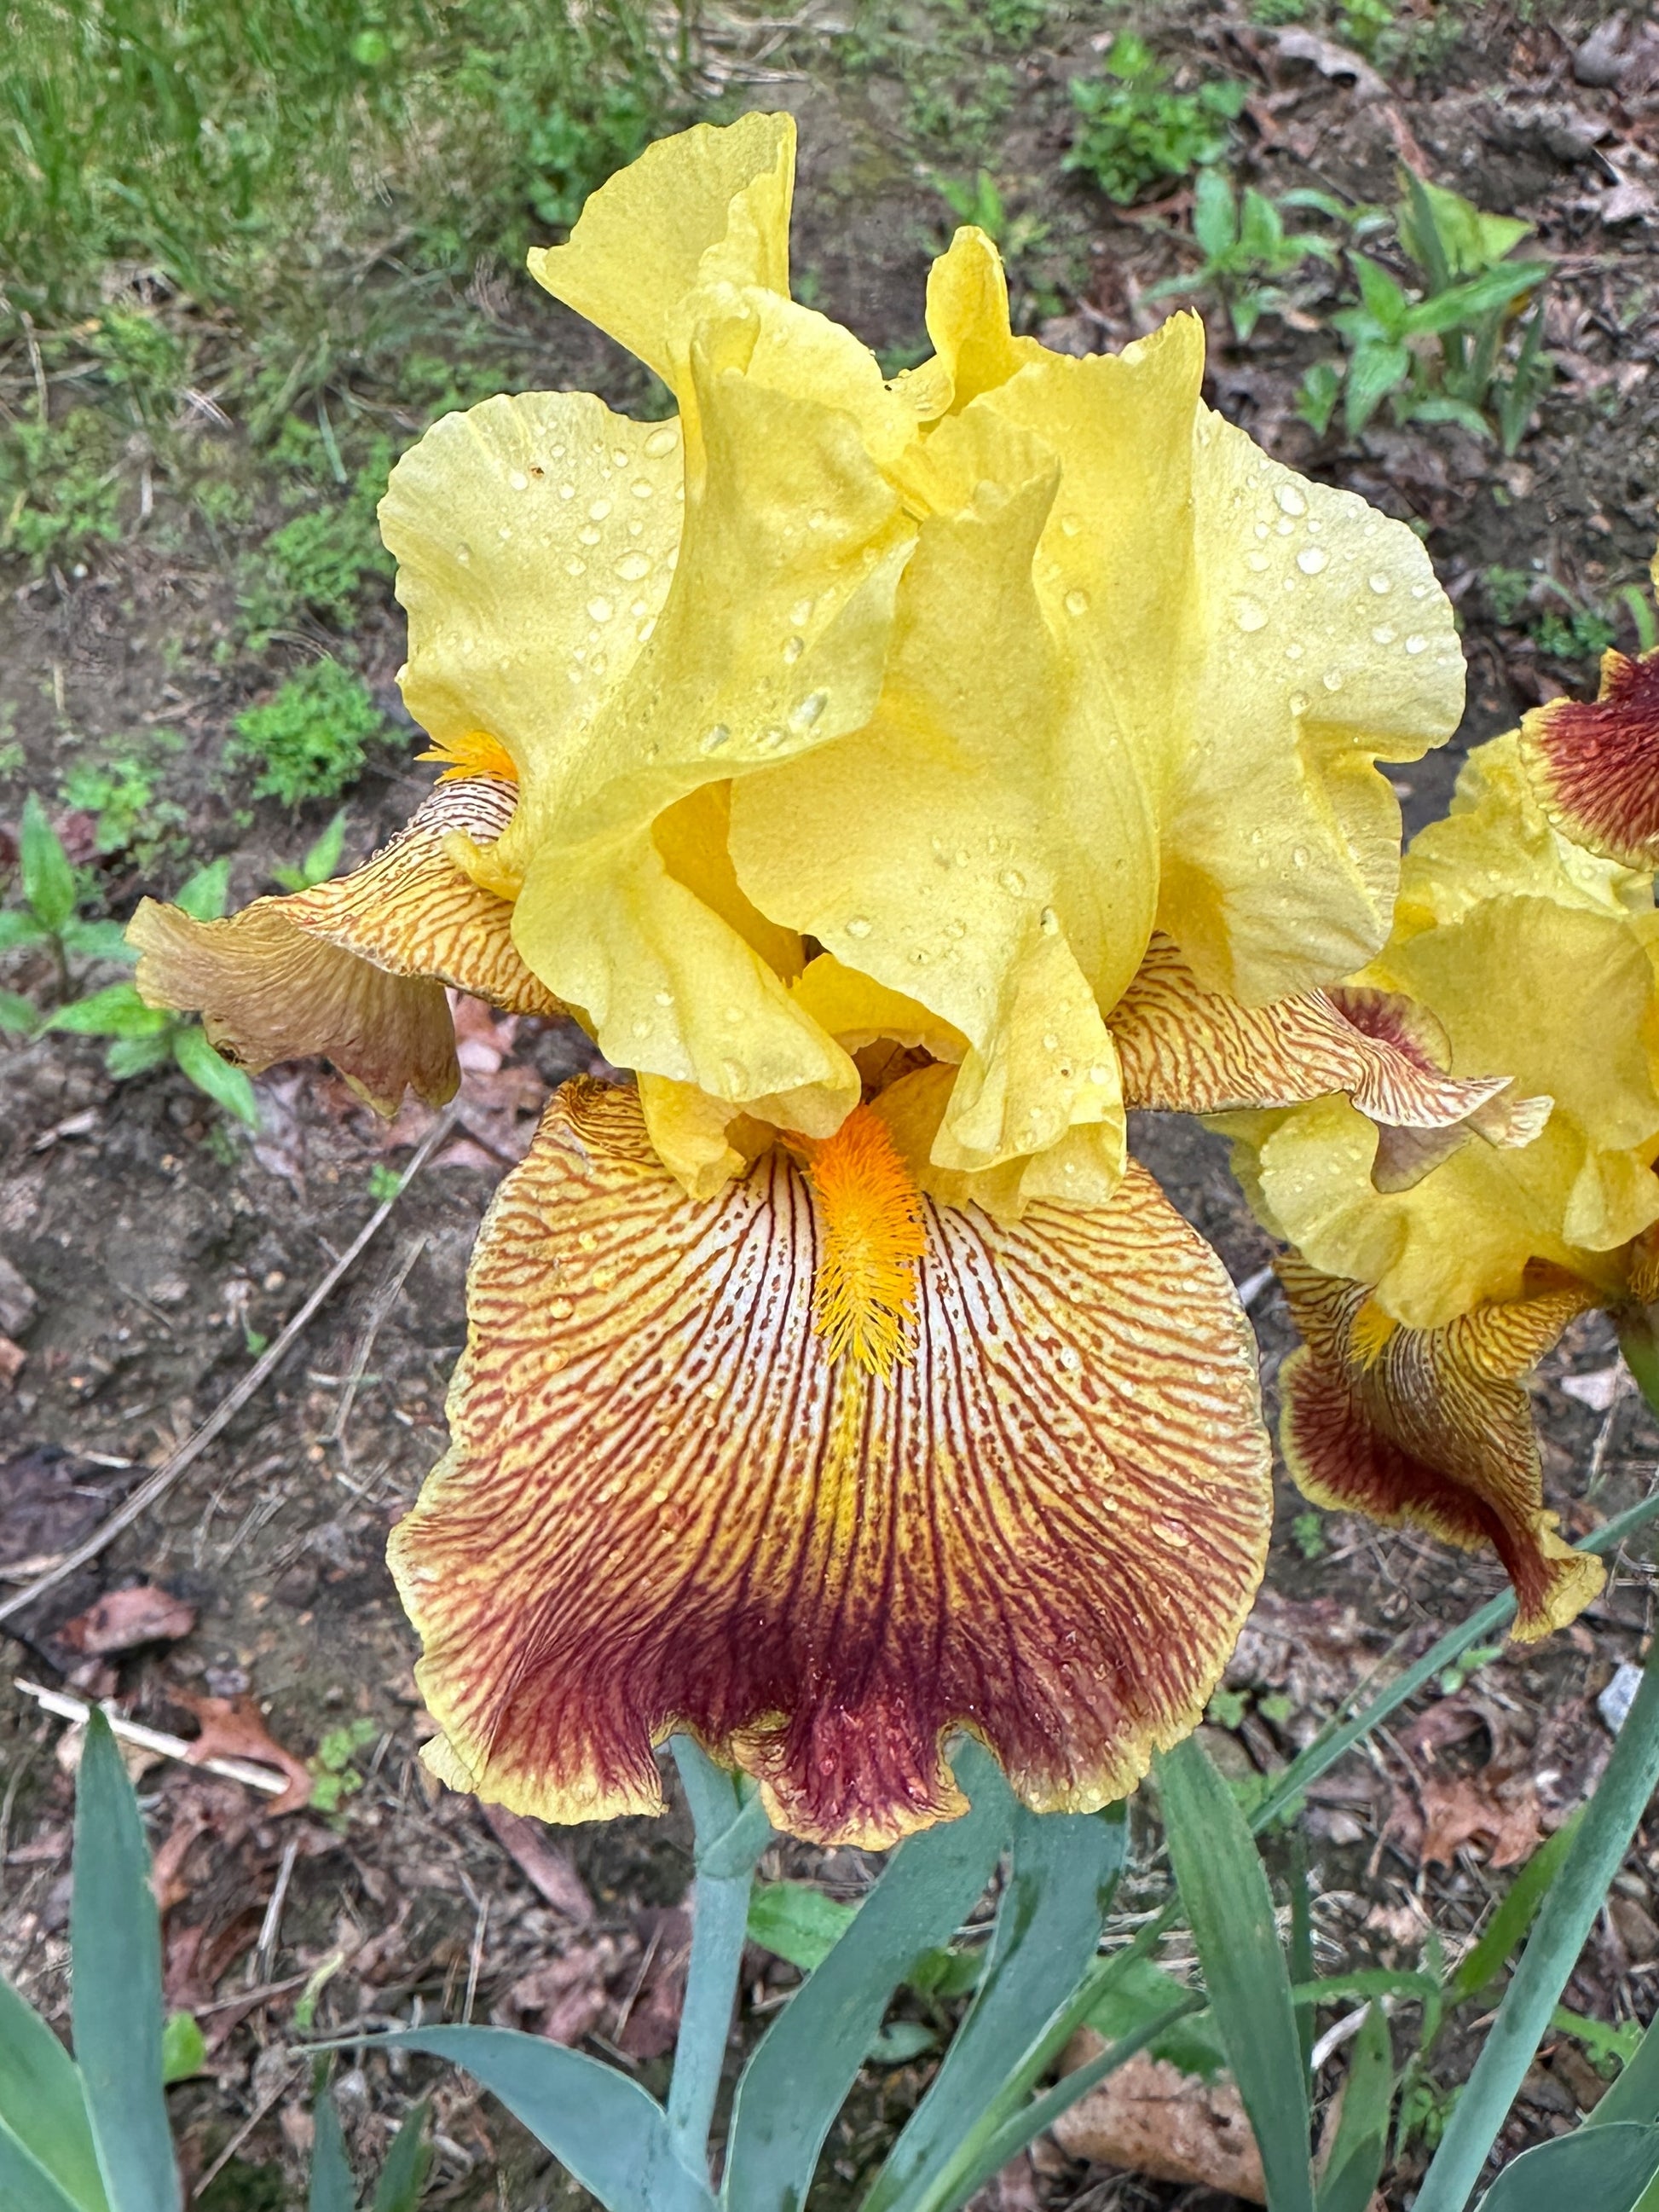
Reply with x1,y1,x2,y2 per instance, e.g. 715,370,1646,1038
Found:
0,1104,459,1630
325,1231,427,1462
13,1679,290,1795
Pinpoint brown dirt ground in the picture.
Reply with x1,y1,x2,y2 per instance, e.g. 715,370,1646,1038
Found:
4,3,1659,2206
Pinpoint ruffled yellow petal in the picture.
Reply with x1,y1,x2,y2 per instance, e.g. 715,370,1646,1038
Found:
875,1061,1126,1218
1278,1257,1604,1640
1389,730,1656,941
390,1080,1270,1846
526,113,795,394
790,953,968,1063
379,391,685,806
127,778,558,1116
1156,415,1464,1001
897,225,1045,419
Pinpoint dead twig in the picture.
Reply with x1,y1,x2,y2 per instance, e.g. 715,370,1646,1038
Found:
0,1105,459,1630
325,1231,427,1459
13,1679,289,1795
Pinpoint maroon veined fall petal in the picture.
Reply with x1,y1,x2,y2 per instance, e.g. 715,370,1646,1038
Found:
1519,645,1659,868
127,777,562,1115
1111,937,1541,1186
389,1079,1273,1848
1277,1254,1604,1641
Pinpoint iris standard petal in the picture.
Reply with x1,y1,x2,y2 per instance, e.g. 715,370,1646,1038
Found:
1156,416,1464,1002
127,777,557,1115
390,1080,1271,1848
1519,629,1659,870
1278,1256,1604,1640
526,111,795,396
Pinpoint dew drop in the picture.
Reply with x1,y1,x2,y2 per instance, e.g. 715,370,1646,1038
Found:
578,524,601,547
1275,483,1308,517
1089,1064,1111,1086
1060,512,1082,537
1039,905,1060,935
615,551,651,582
1000,867,1026,895
782,634,804,663
587,595,614,623
632,478,656,500
1232,594,1268,634
700,723,731,754
845,916,873,939
1372,622,1396,645
1297,546,1329,576
631,1016,650,1039
945,918,966,941
1284,641,1304,662
612,448,631,468
455,541,471,565
1369,571,1392,594
1410,581,1430,599
1275,517,1296,537
1064,588,1090,617
1292,844,1309,868
1289,690,1310,715
755,726,785,751
588,498,612,522
645,426,677,459
1060,1346,1083,1373
508,469,529,492
558,481,575,500
550,1298,574,1320
1405,634,1428,655
1322,669,1344,692
1043,1032,1060,1052
789,597,814,627
1246,549,1269,572
790,690,828,731
654,988,674,1007
721,1059,747,1092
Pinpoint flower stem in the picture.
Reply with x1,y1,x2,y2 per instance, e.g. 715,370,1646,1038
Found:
666,1738,770,2177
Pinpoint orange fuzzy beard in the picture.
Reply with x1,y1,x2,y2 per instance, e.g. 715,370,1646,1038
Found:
803,1105,928,1380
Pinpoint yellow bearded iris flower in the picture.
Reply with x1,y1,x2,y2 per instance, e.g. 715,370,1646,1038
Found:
1226,727,1659,1642
129,115,1513,1846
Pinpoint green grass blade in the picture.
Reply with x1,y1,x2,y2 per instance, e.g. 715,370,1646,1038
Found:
364,2030,714,2212
0,1975,107,2208
1158,1734,1315,2212
1475,2125,1659,2211
864,1802,1126,2212
171,1025,260,1125
1316,2004,1392,2212
1416,1653,1659,2212
20,793,74,934
71,1711,180,2212
308,2093,356,2212
723,1741,1014,2212
1446,1813,1584,2007
0,2123,86,2212
369,2099,431,2211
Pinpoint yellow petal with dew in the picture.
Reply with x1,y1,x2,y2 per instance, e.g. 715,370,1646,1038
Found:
1157,414,1464,1002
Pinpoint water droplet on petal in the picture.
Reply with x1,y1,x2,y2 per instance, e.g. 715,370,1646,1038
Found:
789,597,813,627
615,551,651,582
1275,482,1308,517
1232,595,1268,633
632,478,656,500
455,541,472,565
587,595,614,623
845,916,873,939
588,498,611,521
1297,546,1329,576
783,634,804,663
645,426,677,459
1292,844,1309,867
1064,588,1090,617
1000,868,1026,895
1372,623,1396,645
1060,1346,1082,1373
701,723,731,754
1369,571,1392,594
631,1016,650,1039
1039,905,1059,935
1322,669,1344,692
790,690,828,731
1284,641,1304,662
1289,690,1310,715
1246,549,1269,572
1405,634,1428,654
508,469,529,491
1060,513,1082,537
579,524,600,546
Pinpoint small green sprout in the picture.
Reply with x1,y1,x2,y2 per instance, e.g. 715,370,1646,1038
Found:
2,792,136,1012
309,1716,381,1815
1147,170,1346,339
1066,36,1246,208
1292,1509,1328,1561
271,807,349,891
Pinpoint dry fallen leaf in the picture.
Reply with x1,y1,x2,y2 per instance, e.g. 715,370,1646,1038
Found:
1051,2037,1265,2203
499,1933,635,2047
479,1802,596,1924
174,1691,313,1815
59,1584,197,1655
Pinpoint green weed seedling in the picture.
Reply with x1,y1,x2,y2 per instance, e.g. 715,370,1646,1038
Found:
61,735,189,870
1147,170,1346,339
933,172,1050,275
230,660,387,807
0,410,124,570
272,807,349,891
48,858,259,1126
1,793,134,1024
1533,603,1617,667
0,1708,430,2209
1066,35,1246,207
1302,172,1551,447
309,1717,383,1818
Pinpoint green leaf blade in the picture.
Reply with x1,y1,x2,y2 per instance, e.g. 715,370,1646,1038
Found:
1157,1734,1315,2212
0,1977,108,2209
71,1711,180,2212
723,1740,1014,2212
368,2099,431,2211
308,2092,356,2212
171,1026,259,1125
1475,2124,1659,2212
0,2123,89,2212
20,794,75,934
